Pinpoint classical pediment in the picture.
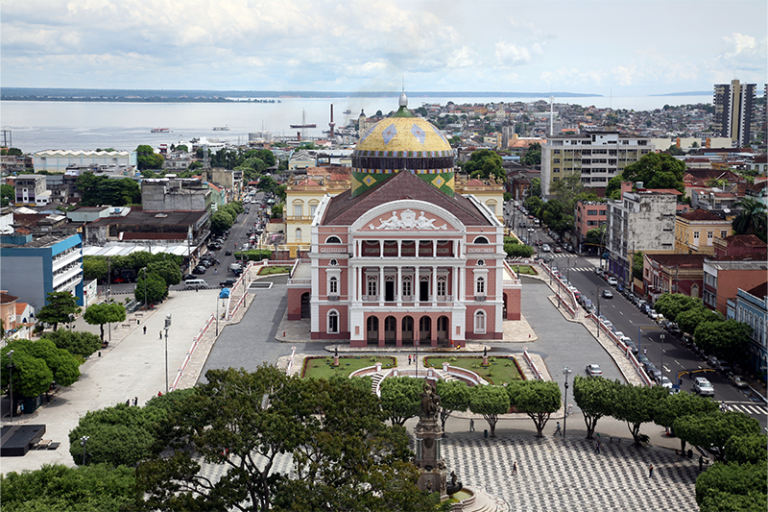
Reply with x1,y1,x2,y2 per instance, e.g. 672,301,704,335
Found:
365,208,451,231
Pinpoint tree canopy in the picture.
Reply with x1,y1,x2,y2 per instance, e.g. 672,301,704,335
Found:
1,183,13,207
695,461,767,512
652,389,718,452
732,197,766,242
83,302,127,342
134,271,168,305
1,339,80,398
136,145,164,170
134,366,439,512
40,329,102,358
611,383,668,445
379,376,422,426
653,293,702,323
435,379,471,431
506,380,561,438
694,319,751,363
469,385,510,437
36,291,81,331
76,172,142,206
463,149,505,182
211,210,235,235
674,411,761,461
573,375,619,439
621,152,686,192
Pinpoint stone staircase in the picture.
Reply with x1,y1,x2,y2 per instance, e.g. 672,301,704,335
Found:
449,485,507,512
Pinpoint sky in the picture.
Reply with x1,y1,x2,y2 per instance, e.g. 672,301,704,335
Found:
1,0,766,96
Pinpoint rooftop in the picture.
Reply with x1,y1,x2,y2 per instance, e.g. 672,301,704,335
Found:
744,282,767,299
677,209,726,222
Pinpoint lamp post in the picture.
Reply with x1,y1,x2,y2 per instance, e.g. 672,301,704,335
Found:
562,366,572,437
80,435,90,465
660,333,665,379
163,314,172,394
6,350,14,422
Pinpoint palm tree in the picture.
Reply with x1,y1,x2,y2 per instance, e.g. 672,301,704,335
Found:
732,197,767,240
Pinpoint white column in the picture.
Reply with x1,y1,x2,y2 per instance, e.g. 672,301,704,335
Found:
397,265,402,306
350,263,356,302
379,265,384,306
357,266,362,302
379,241,383,258
431,265,437,306
356,239,361,258
433,240,437,257
452,265,458,302
398,240,402,258
415,265,420,307
459,267,466,301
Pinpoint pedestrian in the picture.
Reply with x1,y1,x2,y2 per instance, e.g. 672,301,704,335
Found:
408,354,412,365
643,347,647,356
648,463,654,478
158,391,162,397
470,419,475,432
595,441,601,454
554,421,562,436
143,326,147,335
137,319,141,325
159,331,163,340
133,397,138,406
699,455,704,471
512,461,517,475
126,399,131,406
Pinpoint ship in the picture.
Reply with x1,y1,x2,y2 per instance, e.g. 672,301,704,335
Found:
290,109,316,129
343,109,352,115
151,128,170,133
213,126,230,131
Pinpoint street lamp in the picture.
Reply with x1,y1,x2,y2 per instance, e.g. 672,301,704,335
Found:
6,350,14,422
80,435,90,465
562,366,572,437
163,314,172,393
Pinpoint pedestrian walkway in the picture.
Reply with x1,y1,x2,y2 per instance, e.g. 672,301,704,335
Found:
724,401,768,416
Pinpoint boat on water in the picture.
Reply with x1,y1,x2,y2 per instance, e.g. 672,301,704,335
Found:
343,109,352,115
151,128,170,133
213,126,230,131
290,124,317,129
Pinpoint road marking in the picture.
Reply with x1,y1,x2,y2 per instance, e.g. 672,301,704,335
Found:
619,311,624,315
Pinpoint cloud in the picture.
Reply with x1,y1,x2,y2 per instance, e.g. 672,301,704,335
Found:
495,41,542,66
723,33,757,56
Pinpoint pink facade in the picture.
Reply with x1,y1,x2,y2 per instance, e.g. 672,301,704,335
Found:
575,200,607,241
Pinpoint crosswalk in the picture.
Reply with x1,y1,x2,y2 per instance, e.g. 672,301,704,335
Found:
724,402,768,416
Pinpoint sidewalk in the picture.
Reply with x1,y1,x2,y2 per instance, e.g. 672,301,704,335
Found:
1,289,222,476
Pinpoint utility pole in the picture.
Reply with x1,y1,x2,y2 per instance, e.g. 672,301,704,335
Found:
562,366,572,437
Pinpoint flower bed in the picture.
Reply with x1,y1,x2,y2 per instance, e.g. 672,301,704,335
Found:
258,266,291,275
301,355,397,379
510,265,538,275
424,356,524,385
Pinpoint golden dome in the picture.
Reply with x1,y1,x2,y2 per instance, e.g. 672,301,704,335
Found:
355,115,452,154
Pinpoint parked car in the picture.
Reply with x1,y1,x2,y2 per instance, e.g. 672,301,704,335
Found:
192,266,207,275
728,373,748,389
647,368,663,382
219,278,237,288
601,289,614,299
657,376,673,389
554,246,563,253
707,355,720,368
693,377,715,396
182,273,195,281
606,276,618,286
541,244,551,252
625,340,639,355
643,361,658,373
637,354,650,366
586,364,603,377
224,250,232,256
718,362,733,375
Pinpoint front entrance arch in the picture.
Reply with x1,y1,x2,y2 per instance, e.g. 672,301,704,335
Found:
437,315,449,342
367,316,379,343
300,292,310,319
419,316,431,343
402,316,414,343
384,316,396,343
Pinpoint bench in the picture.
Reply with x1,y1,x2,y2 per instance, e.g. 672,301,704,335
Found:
35,439,51,450
596,433,622,443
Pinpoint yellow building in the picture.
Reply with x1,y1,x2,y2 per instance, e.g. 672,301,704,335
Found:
454,175,505,225
674,209,732,255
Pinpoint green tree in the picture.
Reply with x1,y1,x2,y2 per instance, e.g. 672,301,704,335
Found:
83,302,127,343
585,226,606,250
134,272,168,305
674,411,761,461
0,347,53,398
36,291,81,331
1,184,13,206
258,175,278,195
732,197,767,241
622,152,686,192
667,144,685,156
69,401,164,466
82,256,109,282
4,147,23,156
724,434,768,465
632,251,643,280
529,177,541,197
76,172,141,206
605,175,624,199
147,260,182,287
695,461,767,512
522,142,542,166
694,319,751,363
136,145,165,171
506,380,561,438
40,329,102,358
653,293,703,323
13,338,80,387
448,135,462,146
211,210,235,236
435,380,471,431
469,385,510,437
611,383,668,445
0,463,139,512
676,307,722,336
380,376,422,426
176,144,189,153
136,366,435,512
573,375,618,439
464,149,505,182
652,390,719,452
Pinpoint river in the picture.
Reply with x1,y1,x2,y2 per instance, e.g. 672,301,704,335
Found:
0,94,712,153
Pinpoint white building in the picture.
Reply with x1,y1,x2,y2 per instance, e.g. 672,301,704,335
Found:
541,132,653,196
33,150,137,173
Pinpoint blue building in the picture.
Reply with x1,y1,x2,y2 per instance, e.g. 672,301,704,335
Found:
0,233,84,310
727,282,768,375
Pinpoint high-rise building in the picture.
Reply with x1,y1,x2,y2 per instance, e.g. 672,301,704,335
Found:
713,79,756,147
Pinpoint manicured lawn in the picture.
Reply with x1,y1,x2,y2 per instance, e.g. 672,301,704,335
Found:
424,356,523,385
510,265,537,275
302,356,397,380
258,266,290,275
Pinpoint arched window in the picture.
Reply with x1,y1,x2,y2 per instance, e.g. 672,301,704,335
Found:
476,276,485,294
474,310,486,333
486,200,497,215
473,236,489,244
329,276,338,295
367,276,377,296
309,200,319,216
328,310,339,333
293,200,304,217
477,259,485,266
295,228,302,242
326,235,342,244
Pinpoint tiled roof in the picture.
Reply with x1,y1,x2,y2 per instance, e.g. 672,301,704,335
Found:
121,232,187,240
745,282,767,298
645,253,708,269
15,303,27,314
637,188,682,195
0,292,19,304
678,209,725,221
721,234,767,247
322,171,492,227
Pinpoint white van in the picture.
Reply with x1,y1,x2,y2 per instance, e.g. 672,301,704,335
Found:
184,279,207,289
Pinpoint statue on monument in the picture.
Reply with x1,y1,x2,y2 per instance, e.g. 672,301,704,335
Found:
420,383,441,420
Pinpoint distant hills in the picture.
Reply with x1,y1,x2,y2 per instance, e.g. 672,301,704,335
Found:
1,87,603,102
648,91,712,97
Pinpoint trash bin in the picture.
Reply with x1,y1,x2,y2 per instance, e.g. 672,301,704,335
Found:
484,429,488,438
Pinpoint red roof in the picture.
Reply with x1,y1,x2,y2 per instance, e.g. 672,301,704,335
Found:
721,234,767,248
0,292,19,304
645,253,708,269
678,209,725,222
745,282,767,298
637,188,682,195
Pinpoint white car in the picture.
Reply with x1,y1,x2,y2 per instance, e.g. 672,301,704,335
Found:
693,377,715,396
607,277,618,286
657,376,673,389
541,244,551,252
586,364,603,377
